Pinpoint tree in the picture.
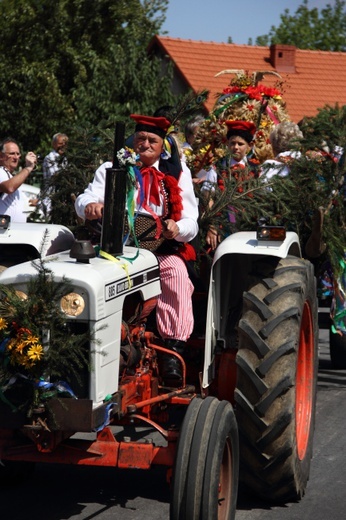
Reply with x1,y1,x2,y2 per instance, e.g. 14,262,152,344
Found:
0,0,173,151
254,0,346,51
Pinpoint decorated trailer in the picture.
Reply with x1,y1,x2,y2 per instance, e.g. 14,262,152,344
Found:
0,127,319,520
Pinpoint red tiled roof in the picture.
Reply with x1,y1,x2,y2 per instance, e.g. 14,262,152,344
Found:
150,36,346,123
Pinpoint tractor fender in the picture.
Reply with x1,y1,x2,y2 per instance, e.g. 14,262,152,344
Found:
0,221,75,257
202,230,302,389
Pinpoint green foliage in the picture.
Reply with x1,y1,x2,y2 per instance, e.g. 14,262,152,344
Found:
197,104,346,275
0,0,172,151
41,124,114,227
255,105,345,272
196,166,272,250
255,0,346,51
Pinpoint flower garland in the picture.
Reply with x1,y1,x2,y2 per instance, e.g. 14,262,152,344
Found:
187,71,291,175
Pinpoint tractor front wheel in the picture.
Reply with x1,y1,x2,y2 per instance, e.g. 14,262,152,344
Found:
170,396,239,520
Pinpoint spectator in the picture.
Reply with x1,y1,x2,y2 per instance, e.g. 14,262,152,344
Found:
42,133,69,214
75,114,199,387
43,133,68,179
181,115,213,183
182,115,204,153
0,137,37,222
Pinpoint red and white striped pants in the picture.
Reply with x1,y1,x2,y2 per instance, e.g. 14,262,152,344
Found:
156,254,194,342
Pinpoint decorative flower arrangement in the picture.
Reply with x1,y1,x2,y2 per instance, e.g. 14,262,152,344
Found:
0,318,44,372
0,251,93,414
222,84,282,102
117,146,140,167
189,70,291,174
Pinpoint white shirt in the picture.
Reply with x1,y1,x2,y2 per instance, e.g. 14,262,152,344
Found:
0,166,27,222
202,156,248,191
75,160,199,243
260,151,301,180
42,150,67,180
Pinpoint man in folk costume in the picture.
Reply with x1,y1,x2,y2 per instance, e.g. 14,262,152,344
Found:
75,114,199,387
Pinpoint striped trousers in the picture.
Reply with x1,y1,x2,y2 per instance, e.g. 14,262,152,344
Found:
156,254,194,342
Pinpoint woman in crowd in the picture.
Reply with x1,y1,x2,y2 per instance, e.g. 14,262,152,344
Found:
260,121,303,180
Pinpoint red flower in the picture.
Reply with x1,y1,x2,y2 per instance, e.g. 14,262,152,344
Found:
221,84,282,101
217,179,225,191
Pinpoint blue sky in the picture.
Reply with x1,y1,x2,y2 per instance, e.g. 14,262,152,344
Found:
161,0,335,44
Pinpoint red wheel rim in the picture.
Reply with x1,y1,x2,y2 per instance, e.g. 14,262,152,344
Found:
296,301,314,460
217,438,232,519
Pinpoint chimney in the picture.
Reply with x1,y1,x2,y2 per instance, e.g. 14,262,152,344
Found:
270,44,296,73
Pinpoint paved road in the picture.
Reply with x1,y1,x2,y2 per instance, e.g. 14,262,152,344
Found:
1,330,346,520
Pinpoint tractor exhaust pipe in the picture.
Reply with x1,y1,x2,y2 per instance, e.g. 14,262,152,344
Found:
101,122,126,256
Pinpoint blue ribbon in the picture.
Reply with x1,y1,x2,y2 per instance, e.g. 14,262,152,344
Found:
93,402,114,432
35,379,77,399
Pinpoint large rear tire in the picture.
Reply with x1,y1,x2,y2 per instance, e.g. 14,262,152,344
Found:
235,256,318,502
170,396,239,520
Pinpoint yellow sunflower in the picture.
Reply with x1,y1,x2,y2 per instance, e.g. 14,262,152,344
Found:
27,344,44,363
0,317,7,331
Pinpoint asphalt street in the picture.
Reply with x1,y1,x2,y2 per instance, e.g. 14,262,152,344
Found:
1,329,345,520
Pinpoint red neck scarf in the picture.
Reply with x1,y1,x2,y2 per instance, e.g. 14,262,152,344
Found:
137,165,184,240
140,166,165,206
139,166,165,238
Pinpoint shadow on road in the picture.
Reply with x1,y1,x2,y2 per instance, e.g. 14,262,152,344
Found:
0,464,170,520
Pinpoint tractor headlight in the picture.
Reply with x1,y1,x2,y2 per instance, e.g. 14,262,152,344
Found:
15,290,28,300
61,292,85,316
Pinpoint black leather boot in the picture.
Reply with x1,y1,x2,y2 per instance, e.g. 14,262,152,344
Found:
161,339,185,387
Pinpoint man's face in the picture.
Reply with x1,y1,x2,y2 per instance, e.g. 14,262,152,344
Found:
0,142,21,173
133,131,163,166
228,136,251,162
53,136,68,155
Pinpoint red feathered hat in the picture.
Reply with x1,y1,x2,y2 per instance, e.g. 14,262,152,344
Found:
130,114,171,139
225,120,256,143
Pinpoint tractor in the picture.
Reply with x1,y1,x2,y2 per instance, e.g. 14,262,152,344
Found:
0,127,319,520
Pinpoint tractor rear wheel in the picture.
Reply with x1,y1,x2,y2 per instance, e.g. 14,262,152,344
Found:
235,256,318,502
170,396,239,520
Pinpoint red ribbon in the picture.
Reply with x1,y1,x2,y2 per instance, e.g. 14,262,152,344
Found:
139,166,166,239
140,166,165,206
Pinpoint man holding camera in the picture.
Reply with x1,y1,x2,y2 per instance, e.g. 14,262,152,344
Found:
0,137,37,222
